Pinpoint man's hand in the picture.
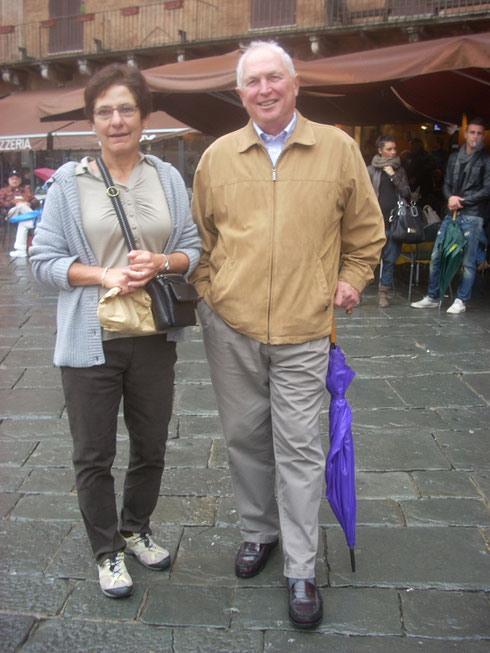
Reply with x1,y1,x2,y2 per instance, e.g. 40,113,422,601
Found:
448,195,464,211
334,280,360,311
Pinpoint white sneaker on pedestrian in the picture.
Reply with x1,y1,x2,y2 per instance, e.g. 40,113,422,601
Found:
446,298,466,314
9,250,28,258
411,296,438,309
123,532,171,570
97,551,133,598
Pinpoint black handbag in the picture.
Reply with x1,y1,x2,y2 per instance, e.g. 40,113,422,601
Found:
389,195,425,244
96,157,198,331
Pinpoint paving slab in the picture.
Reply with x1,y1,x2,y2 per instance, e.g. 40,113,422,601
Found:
63,580,145,620
263,631,490,652
433,429,490,470
0,388,65,419
19,619,173,652
411,470,482,497
320,499,404,527
170,526,243,587
174,383,219,415
346,378,406,409
399,498,490,527
470,471,490,501
327,526,489,591
234,586,401,635
0,615,36,653
0,575,72,616
389,374,484,408
355,471,418,499
11,493,81,521
463,373,490,401
0,366,23,389
165,436,212,468
142,584,235,627
401,589,490,639
0,491,21,517
0,520,71,575
354,429,451,472
0,418,69,439
19,467,75,493
151,495,217,526
159,467,233,496
0,439,37,466
15,367,62,389
350,354,459,379
178,414,224,437
175,360,212,382
434,406,490,430
173,626,263,653
0,466,31,491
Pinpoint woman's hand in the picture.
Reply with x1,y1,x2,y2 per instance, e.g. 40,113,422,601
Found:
383,165,395,177
126,250,191,286
126,250,166,287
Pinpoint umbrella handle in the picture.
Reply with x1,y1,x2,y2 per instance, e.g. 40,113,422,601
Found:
331,315,336,346
452,209,457,221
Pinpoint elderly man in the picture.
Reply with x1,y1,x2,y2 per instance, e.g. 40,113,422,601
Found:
0,169,39,258
411,117,490,314
191,41,384,628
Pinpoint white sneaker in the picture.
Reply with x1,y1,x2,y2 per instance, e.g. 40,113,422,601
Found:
411,296,438,309
446,298,466,314
9,250,28,258
124,532,171,570
97,551,133,598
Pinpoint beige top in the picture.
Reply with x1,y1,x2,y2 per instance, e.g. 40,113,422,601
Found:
76,155,171,339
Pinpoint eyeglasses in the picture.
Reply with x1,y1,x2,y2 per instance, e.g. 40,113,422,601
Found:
93,104,138,120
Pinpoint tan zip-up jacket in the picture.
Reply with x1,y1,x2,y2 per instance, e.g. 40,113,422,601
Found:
191,112,385,345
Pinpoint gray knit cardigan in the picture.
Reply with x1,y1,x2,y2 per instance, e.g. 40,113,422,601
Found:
29,155,201,367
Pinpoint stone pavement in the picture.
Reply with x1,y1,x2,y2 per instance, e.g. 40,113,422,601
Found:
0,248,489,653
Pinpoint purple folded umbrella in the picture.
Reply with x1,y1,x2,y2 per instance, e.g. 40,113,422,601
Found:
325,332,357,572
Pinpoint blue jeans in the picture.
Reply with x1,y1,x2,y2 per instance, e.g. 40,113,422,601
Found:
379,232,402,287
427,213,483,302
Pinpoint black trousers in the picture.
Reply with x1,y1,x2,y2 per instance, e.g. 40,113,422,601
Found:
61,335,176,562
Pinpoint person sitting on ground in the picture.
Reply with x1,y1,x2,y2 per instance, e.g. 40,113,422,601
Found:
411,117,490,314
0,169,39,258
368,135,411,307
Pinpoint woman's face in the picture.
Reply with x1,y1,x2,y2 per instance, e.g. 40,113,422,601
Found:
92,84,147,159
379,141,397,158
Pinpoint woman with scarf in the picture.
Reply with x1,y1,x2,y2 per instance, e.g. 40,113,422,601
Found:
368,135,411,307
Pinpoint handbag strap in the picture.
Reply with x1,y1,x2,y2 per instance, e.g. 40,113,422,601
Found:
96,156,136,251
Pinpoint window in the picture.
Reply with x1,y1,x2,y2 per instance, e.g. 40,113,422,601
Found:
250,0,296,29
48,0,83,54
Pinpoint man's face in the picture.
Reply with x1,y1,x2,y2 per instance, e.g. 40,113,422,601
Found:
8,175,21,189
465,123,484,152
236,47,299,136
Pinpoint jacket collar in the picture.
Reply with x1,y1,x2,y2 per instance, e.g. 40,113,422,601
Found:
237,111,317,154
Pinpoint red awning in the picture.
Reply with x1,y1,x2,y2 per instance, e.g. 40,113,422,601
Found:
0,88,195,151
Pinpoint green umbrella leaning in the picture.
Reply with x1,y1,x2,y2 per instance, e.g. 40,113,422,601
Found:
438,210,466,309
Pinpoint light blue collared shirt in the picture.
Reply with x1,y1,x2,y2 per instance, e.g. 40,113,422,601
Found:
253,112,297,167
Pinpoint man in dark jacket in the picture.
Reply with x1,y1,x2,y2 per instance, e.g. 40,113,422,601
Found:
411,118,490,313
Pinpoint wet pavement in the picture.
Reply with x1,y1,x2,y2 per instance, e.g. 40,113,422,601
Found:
0,247,489,652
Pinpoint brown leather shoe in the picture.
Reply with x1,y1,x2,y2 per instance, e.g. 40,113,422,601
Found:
235,540,278,578
288,579,323,629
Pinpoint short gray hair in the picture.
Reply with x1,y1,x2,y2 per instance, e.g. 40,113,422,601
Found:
236,40,296,89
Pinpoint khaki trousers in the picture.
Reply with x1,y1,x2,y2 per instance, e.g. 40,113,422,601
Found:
198,301,329,578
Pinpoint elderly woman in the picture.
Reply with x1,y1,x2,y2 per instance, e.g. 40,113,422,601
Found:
30,64,200,598
368,135,411,307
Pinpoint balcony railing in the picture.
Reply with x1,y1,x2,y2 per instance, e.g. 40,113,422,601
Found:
0,0,488,65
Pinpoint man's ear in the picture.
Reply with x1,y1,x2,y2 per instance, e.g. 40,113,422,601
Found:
235,86,244,105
